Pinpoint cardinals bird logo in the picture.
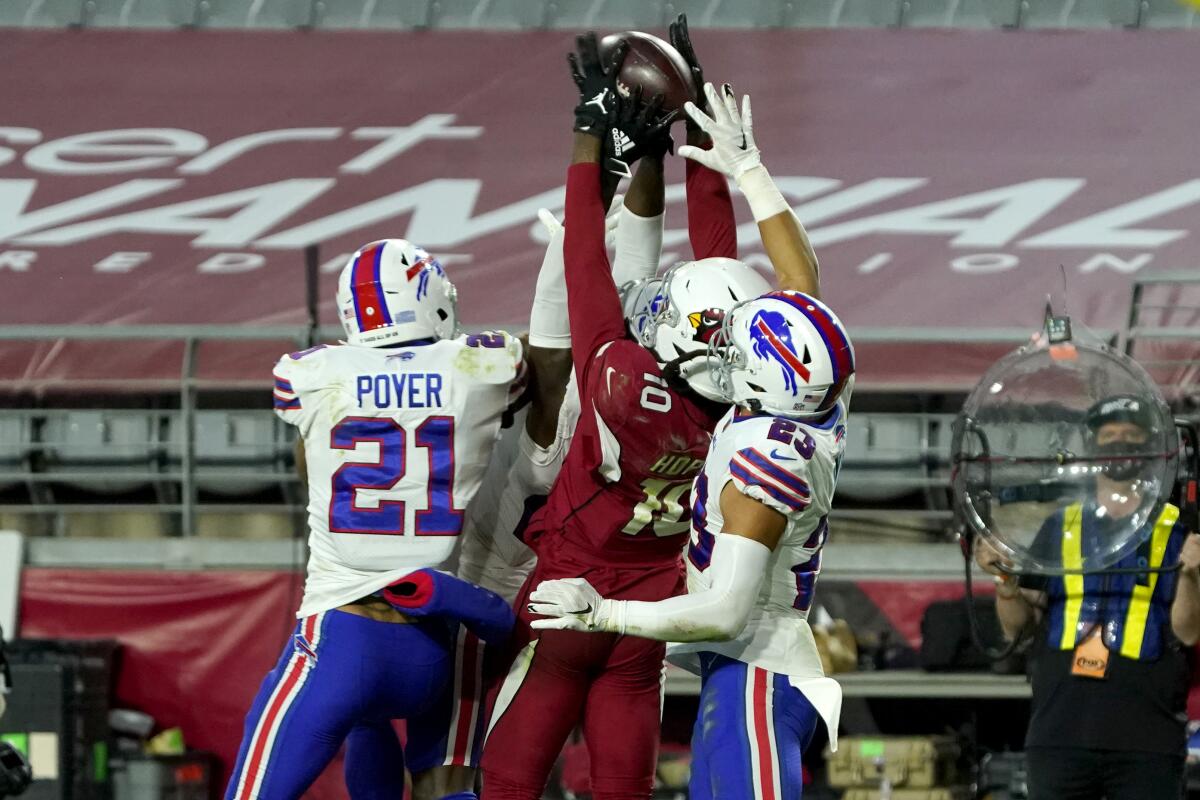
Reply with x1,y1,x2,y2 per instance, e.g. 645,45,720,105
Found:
688,308,726,345
748,310,812,396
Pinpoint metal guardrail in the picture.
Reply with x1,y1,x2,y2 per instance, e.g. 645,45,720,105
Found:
5,0,1193,30
0,324,1007,539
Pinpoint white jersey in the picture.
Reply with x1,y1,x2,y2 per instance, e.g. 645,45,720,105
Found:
670,399,848,679
273,334,524,617
458,377,581,603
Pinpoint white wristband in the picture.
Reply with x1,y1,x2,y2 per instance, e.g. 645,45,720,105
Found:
737,164,791,223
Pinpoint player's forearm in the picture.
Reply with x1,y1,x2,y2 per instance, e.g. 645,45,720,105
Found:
607,534,769,642
1172,569,1200,645
611,156,666,286
525,346,572,447
758,210,820,297
685,149,737,260
740,164,819,295
564,162,626,375
624,155,665,217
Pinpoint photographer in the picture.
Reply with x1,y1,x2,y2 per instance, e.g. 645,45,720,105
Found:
977,395,1200,800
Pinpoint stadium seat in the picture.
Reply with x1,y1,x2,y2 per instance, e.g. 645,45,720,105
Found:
899,0,1021,27
659,0,786,28
1017,0,1132,27
189,410,287,497
39,411,162,495
89,0,198,27
2,0,91,26
199,0,311,28
1138,0,1197,26
781,0,900,27
61,510,168,538
545,0,666,29
427,0,545,29
197,511,298,539
317,0,421,29
837,413,930,502
0,415,34,492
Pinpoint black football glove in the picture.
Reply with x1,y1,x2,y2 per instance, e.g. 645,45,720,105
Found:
568,32,628,136
603,87,678,179
669,13,706,126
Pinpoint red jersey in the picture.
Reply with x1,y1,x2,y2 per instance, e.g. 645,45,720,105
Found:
529,158,737,572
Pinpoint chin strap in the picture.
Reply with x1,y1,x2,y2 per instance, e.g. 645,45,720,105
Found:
660,349,708,388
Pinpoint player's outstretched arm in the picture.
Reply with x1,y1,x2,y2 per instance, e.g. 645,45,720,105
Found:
670,16,738,263
612,156,667,287
679,83,821,298
528,484,786,641
565,33,676,381
525,211,574,447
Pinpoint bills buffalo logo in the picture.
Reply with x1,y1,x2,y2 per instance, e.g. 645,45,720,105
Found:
748,310,812,396
688,308,725,344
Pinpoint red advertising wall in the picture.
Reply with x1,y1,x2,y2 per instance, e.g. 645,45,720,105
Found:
2,29,1199,390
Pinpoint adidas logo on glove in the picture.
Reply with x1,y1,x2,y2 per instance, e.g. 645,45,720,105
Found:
610,128,634,155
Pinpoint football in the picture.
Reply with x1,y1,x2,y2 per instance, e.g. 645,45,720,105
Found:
598,30,697,118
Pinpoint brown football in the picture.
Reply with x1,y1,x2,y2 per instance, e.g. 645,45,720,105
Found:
598,31,697,119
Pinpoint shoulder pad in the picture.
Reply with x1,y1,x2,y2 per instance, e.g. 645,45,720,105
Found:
454,331,524,385
728,445,811,514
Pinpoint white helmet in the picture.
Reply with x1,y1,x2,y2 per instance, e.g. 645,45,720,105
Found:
710,290,855,417
336,239,458,347
624,258,771,402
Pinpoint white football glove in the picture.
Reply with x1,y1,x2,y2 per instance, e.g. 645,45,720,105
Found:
528,577,621,633
677,82,761,181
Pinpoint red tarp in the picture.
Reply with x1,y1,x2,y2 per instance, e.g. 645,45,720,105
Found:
18,567,1200,797
2,29,1199,391
17,568,351,800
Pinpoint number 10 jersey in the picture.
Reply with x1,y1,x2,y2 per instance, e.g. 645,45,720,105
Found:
528,338,722,573
272,335,524,617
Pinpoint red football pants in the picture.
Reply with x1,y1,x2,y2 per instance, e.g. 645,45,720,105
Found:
479,570,669,800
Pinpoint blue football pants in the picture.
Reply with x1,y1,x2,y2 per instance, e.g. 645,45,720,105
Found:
225,610,478,800
689,653,821,800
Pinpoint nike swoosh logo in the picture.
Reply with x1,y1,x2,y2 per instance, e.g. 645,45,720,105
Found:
606,366,617,394
739,132,748,150
770,448,798,461
573,604,593,615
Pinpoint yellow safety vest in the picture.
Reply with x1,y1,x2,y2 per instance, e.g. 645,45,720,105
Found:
1058,502,1179,659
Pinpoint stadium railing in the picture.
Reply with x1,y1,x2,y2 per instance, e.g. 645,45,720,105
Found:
0,323,1041,543
1,0,1195,30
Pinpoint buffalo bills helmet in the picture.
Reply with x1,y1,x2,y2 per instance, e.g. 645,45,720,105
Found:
336,239,458,347
710,290,855,417
622,258,771,402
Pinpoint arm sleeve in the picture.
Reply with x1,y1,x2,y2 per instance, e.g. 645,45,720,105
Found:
611,206,665,287
382,568,516,646
528,224,571,349
612,533,770,642
564,163,627,385
685,152,737,261
461,331,526,388
729,446,812,516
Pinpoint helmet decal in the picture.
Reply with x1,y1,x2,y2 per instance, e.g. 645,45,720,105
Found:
749,309,811,396
770,292,854,383
349,241,394,332
688,308,726,344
